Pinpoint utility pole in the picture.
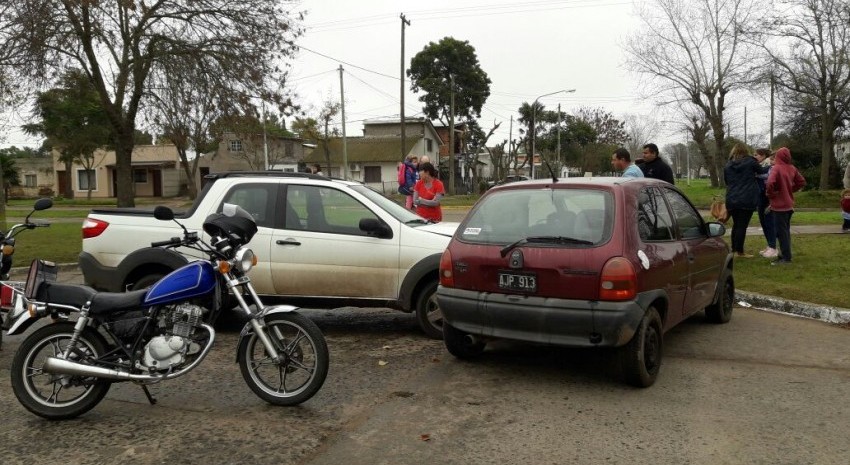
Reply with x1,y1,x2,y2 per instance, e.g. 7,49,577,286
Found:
261,100,269,170
770,75,775,148
448,74,455,195
744,106,747,145
400,13,411,161
686,136,691,186
557,103,562,168
339,65,348,179
508,115,513,178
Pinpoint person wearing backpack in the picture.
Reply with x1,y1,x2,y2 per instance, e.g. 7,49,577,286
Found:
398,155,418,209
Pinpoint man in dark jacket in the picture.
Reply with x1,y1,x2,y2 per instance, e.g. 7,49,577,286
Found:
639,143,675,184
724,144,764,258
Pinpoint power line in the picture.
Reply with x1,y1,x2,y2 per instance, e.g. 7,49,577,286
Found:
298,46,397,80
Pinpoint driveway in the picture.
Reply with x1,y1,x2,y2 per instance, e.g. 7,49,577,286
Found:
1,272,848,464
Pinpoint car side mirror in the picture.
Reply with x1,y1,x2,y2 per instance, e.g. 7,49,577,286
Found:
707,222,726,237
359,218,392,238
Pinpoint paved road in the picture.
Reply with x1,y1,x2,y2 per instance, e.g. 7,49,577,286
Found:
1,267,848,464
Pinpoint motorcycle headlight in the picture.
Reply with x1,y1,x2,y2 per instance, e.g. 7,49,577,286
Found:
234,248,257,273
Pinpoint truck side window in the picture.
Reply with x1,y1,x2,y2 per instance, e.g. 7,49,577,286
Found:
220,184,276,228
284,185,380,236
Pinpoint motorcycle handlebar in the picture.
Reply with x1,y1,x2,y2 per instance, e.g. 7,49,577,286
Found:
151,237,182,248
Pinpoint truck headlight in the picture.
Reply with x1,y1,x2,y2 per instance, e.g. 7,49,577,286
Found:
234,248,257,273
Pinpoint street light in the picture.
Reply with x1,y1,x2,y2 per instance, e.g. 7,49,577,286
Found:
530,89,575,179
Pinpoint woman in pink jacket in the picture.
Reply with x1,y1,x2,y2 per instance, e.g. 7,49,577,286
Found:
765,147,806,265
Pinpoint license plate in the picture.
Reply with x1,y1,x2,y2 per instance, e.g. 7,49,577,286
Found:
498,271,537,293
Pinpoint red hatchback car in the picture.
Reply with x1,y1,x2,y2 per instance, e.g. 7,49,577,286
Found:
437,177,734,387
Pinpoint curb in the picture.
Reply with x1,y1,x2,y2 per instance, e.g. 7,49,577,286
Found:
736,290,850,325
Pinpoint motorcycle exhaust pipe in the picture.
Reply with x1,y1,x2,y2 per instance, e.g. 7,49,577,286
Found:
43,356,154,381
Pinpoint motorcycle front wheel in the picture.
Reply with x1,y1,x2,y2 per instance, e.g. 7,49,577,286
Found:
237,312,329,406
10,322,111,420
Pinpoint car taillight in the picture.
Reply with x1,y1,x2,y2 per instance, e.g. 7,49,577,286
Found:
599,257,636,301
439,249,454,288
82,218,109,239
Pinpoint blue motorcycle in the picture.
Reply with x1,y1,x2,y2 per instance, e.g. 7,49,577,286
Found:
8,204,329,420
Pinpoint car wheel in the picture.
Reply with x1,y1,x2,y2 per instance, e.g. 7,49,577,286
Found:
415,280,443,339
443,323,486,359
705,274,734,324
619,307,663,388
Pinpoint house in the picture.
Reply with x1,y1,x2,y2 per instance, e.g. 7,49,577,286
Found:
9,157,55,198
303,118,442,193
52,144,183,198
194,132,307,185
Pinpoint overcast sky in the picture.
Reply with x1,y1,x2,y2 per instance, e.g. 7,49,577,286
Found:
1,0,772,152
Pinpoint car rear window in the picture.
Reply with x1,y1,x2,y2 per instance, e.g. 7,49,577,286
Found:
459,188,613,245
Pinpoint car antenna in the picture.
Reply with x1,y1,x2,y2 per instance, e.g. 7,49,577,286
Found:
541,154,558,183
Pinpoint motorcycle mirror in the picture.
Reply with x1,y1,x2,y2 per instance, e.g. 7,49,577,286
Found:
154,206,175,221
33,198,53,211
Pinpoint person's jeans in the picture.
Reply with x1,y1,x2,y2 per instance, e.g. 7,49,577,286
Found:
729,208,755,254
773,210,794,261
757,194,776,248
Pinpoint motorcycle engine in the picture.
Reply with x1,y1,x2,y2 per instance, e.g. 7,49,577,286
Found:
141,303,204,371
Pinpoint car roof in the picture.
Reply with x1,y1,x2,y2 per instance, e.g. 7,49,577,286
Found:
491,176,668,189
204,171,362,187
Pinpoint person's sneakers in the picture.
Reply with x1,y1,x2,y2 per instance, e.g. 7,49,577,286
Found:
770,259,792,266
735,252,754,258
762,248,778,258
758,247,768,256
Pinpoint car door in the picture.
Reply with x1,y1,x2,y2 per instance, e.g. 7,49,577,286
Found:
269,183,399,298
662,187,726,315
214,181,277,294
636,187,688,322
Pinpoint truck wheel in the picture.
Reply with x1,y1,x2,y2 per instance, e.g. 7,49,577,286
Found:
415,280,443,339
129,272,165,291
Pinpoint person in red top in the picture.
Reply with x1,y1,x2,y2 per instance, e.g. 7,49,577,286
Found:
765,147,806,265
413,162,445,222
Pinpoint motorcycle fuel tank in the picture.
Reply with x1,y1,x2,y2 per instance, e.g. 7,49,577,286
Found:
144,261,217,306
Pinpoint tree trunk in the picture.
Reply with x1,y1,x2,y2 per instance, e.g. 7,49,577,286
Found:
821,112,835,190
177,148,198,199
843,162,850,189
63,158,75,199
87,170,93,200
114,129,136,207
709,118,726,188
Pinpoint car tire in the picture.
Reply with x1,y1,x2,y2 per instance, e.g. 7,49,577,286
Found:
705,274,734,324
619,307,663,388
443,323,486,359
415,280,443,339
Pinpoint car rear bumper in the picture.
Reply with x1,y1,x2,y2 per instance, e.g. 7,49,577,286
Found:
437,286,648,347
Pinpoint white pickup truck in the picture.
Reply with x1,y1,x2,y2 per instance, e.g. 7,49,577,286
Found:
79,172,458,338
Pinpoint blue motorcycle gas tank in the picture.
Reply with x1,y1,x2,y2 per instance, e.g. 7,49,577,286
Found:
143,261,217,306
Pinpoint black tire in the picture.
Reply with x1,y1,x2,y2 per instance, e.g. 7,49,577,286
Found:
705,274,734,324
11,322,111,420
129,272,165,291
237,312,329,406
443,323,486,359
619,307,663,388
415,280,443,339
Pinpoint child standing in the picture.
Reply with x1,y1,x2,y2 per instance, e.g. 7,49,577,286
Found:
841,188,850,232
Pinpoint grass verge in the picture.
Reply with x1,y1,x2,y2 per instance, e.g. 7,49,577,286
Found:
730,234,849,308
10,223,82,266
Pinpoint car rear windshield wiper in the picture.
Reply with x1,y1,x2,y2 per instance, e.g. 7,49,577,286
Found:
500,235,594,257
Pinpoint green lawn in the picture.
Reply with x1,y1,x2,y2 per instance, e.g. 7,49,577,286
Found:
8,223,82,266
674,178,842,209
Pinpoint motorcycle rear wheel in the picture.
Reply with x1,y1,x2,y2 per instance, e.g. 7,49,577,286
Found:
11,322,111,420
237,312,329,406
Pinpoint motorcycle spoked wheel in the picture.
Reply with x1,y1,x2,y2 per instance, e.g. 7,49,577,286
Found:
10,322,111,420
237,312,329,406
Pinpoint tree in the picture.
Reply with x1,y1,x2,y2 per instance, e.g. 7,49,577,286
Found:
1,1,303,207
574,107,629,145
211,112,296,172
23,69,113,200
623,114,662,160
317,101,341,175
625,0,764,187
765,0,850,190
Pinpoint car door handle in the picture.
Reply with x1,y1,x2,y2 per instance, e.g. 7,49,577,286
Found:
276,239,301,246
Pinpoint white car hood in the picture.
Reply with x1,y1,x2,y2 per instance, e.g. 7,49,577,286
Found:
415,221,460,237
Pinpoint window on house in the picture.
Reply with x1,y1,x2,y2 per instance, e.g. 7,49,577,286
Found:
229,140,243,152
364,166,381,183
78,170,97,190
426,138,433,152
24,174,37,187
134,169,148,183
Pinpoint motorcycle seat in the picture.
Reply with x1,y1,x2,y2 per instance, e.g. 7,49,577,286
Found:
88,290,148,315
36,283,98,309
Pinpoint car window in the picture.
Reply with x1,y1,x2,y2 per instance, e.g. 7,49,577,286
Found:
459,188,613,245
637,188,674,241
662,187,705,239
284,185,380,236
219,183,276,228
349,184,421,223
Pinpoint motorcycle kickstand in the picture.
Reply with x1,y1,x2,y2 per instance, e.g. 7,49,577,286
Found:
140,385,157,405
